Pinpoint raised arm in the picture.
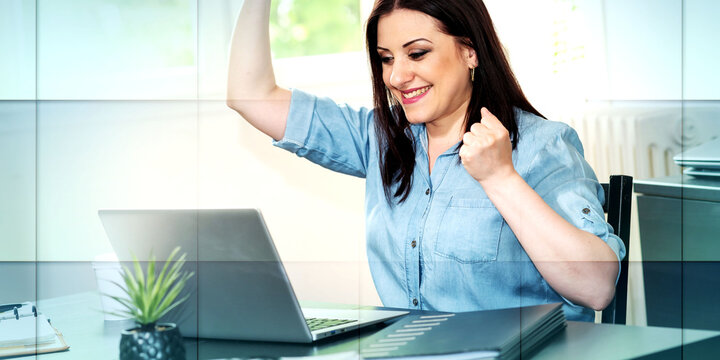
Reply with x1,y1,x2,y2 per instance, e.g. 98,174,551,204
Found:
227,0,291,141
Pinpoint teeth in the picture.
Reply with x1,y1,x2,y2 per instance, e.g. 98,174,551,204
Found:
402,86,430,99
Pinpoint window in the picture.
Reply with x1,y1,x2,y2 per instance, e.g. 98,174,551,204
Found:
270,0,364,58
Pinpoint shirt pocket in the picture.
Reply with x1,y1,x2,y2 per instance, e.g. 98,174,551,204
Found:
433,196,504,263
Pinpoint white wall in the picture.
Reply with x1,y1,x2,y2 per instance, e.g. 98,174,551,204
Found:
684,0,720,99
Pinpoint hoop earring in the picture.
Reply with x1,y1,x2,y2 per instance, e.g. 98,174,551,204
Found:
470,67,475,82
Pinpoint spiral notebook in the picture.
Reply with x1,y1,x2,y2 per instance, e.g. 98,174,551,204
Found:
0,302,69,358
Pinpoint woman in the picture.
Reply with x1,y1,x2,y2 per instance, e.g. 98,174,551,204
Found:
227,0,625,321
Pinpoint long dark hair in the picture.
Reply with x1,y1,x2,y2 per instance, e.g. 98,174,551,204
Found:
366,0,544,204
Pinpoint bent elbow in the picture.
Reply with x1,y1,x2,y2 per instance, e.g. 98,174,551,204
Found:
591,299,611,312
590,257,620,311
226,98,240,112
590,285,616,311
226,98,250,119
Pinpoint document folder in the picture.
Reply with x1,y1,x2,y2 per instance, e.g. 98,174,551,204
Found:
359,303,565,360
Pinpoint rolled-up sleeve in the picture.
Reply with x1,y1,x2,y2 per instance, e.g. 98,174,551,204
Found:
273,89,374,178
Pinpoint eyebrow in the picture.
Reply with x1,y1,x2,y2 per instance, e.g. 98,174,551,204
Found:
377,38,432,51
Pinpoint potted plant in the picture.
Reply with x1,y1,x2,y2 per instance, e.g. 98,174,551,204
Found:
105,247,194,360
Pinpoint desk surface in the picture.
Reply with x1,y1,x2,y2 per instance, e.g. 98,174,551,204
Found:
36,292,720,359
635,175,720,201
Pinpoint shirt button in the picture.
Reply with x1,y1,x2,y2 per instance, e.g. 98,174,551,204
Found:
411,240,417,248
425,188,430,195
412,298,418,306
582,208,590,214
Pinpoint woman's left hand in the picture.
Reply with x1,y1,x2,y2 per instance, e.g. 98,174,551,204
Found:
459,107,516,184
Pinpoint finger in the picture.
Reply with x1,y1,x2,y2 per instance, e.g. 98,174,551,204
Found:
459,144,474,163
462,132,476,146
469,122,489,136
480,107,506,130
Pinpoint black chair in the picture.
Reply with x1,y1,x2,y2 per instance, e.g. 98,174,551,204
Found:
600,175,633,324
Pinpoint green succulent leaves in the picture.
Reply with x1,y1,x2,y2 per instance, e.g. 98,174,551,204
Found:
105,247,194,327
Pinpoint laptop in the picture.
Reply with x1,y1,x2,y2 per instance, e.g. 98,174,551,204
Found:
674,137,720,171
98,209,408,343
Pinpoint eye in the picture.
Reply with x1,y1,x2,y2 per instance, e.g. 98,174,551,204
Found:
409,50,429,60
380,55,394,64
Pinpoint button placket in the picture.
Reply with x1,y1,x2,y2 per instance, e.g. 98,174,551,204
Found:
408,182,433,311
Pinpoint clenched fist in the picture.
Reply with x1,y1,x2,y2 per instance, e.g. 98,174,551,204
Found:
459,107,516,184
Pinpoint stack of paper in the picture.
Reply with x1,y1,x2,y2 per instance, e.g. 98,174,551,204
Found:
359,303,566,360
0,314,56,347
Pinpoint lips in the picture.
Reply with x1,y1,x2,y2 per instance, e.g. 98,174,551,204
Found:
400,85,432,105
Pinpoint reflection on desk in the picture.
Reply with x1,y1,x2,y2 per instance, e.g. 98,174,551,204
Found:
35,291,720,359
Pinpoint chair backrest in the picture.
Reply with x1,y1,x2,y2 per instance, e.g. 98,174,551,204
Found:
600,175,633,324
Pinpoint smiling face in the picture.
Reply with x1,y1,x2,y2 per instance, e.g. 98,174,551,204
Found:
376,9,477,130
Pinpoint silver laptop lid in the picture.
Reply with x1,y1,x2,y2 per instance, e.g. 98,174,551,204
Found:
99,209,313,342
674,137,720,166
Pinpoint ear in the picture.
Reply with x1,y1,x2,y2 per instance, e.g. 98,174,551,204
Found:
460,43,478,68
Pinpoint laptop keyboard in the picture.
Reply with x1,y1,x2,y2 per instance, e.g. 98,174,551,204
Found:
305,317,357,331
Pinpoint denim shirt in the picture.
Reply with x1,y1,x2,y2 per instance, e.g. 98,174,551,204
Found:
274,89,626,321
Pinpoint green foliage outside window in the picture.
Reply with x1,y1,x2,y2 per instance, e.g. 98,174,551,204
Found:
42,0,195,69
270,0,363,58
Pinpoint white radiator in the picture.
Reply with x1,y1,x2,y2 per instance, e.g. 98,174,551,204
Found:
559,104,719,180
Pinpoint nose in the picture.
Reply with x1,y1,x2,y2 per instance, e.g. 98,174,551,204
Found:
388,59,413,89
